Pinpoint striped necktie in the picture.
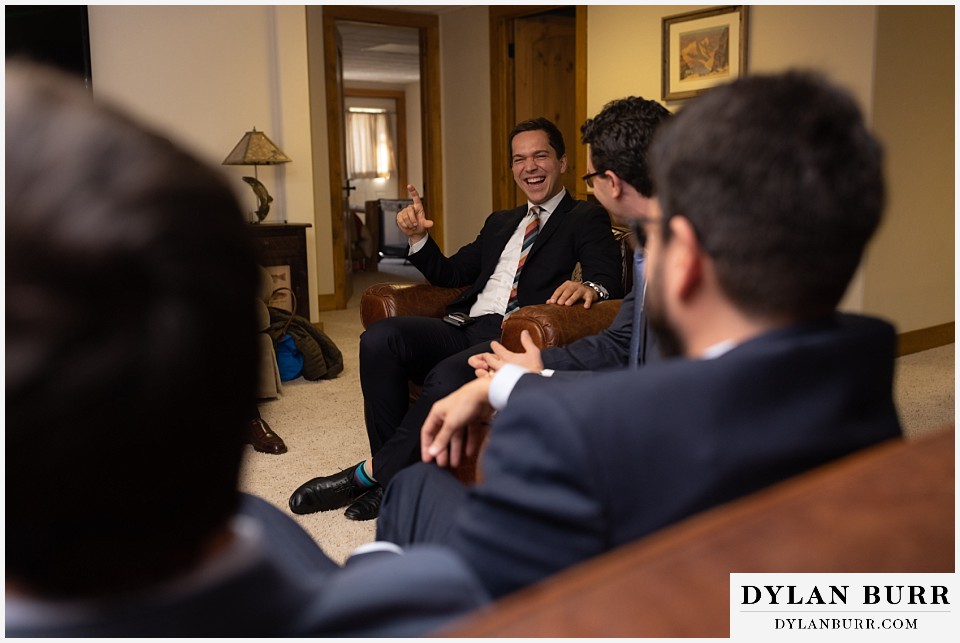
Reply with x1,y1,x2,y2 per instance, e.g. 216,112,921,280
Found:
505,206,541,314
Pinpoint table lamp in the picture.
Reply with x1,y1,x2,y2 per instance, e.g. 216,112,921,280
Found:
222,127,291,223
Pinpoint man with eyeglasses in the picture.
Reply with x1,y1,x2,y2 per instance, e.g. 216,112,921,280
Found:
288,117,623,521
466,97,672,399
377,72,902,599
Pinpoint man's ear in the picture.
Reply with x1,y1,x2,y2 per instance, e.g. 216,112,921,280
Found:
559,154,569,174
606,171,624,199
668,215,704,301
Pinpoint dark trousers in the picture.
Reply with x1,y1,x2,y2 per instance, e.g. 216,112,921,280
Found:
358,313,503,485
376,463,468,546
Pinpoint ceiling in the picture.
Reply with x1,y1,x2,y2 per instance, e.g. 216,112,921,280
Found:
337,6,469,84
338,21,421,84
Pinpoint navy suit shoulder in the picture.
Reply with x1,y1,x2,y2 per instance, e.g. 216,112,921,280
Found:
450,314,902,597
5,494,486,637
298,545,488,636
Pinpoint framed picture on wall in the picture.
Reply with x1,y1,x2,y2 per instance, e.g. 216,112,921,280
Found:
662,5,749,101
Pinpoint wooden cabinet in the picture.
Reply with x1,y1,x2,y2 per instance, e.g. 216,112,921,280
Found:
247,223,311,319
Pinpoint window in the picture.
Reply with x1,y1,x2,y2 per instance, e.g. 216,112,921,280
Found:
346,108,396,180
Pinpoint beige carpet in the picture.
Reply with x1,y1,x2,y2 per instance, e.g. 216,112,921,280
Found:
240,262,955,564
239,259,424,564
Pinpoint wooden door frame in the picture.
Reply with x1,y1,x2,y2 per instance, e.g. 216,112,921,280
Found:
343,87,409,196
489,6,588,211
321,6,442,310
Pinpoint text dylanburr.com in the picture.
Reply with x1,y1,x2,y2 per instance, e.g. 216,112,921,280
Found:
731,574,957,641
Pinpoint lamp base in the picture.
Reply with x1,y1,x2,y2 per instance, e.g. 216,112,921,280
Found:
242,176,273,223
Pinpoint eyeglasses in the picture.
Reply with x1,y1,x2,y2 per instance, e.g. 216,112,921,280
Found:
628,216,662,252
581,169,604,188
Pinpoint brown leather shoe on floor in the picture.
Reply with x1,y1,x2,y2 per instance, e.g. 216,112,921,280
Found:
249,417,287,455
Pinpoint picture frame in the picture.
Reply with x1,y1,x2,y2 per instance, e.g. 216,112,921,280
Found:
662,5,748,101
265,264,294,313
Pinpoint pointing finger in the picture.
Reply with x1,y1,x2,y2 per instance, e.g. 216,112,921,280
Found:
407,184,424,211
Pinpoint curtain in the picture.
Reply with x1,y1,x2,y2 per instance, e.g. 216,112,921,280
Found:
346,110,396,180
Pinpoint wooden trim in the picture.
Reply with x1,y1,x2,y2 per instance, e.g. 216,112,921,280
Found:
420,20,444,253
897,321,955,356
489,9,517,212
321,10,349,310
574,6,589,202
319,5,438,29
317,292,339,313
312,320,325,333
344,87,408,197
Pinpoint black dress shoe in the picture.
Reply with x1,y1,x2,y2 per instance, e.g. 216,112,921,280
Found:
344,486,383,521
249,417,287,455
289,467,367,515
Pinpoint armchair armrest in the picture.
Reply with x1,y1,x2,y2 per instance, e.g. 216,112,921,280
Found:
500,299,622,352
360,283,469,329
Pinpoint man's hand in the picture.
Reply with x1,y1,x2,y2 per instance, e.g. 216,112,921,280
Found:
396,184,434,243
469,331,544,375
421,377,494,468
547,279,598,308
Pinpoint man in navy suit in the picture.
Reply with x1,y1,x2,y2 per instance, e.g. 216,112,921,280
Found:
289,117,624,521
4,63,486,637
377,71,903,599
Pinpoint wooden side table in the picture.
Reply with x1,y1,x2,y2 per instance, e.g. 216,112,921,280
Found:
247,223,312,319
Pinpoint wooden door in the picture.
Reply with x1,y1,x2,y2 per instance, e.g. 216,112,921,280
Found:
334,27,354,305
491,7,582,211
513,14,577,203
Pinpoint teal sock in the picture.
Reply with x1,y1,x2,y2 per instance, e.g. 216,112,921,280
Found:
352,461,377,488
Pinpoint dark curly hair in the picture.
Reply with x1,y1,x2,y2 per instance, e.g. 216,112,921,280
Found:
581,97,671,197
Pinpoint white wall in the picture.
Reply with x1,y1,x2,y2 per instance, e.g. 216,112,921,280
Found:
864,6,955,332
586,5,954,331
439,6,493,252
88,5,321,321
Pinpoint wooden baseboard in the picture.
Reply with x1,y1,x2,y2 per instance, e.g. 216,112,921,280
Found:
312,320,324,333
897,321,954,357
317,293,339,312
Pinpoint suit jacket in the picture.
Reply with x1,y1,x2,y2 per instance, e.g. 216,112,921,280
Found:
540,284,659,373
5,495,487,637
408,192,623,314
448,314,903,598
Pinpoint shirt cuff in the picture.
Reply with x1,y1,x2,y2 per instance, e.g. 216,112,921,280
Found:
408,235,428,255
489,363,533,410
350,541,404,557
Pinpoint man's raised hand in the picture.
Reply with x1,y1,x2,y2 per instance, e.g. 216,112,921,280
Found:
396,184,434,242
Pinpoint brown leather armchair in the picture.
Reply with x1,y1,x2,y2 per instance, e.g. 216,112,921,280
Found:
359,226,633,353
